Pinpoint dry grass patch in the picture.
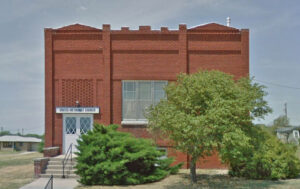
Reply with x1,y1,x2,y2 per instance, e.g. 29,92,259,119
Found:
76,169,300,189
0,152,41,168
0,152,42,189
0,164,35,189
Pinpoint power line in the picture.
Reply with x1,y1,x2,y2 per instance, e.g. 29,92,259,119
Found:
253,79,300,90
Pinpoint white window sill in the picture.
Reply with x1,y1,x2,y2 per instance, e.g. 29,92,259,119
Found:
121,120,148,125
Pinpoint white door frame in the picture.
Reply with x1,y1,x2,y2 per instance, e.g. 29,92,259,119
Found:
62,113,93,154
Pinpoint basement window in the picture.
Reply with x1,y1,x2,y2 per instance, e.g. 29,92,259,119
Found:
122,81,167,124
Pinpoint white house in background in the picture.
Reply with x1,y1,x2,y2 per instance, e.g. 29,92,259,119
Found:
0,135,42,151
276,126,300,144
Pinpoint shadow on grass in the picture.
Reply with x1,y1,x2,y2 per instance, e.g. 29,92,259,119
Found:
163,172,286,189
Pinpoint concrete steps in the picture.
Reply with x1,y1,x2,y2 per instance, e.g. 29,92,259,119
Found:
40,155,78,179
47,164,75,169
45,169,76,175
40,173,78,178
48,161,76,166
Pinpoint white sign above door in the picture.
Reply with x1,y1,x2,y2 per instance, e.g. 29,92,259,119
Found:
56,107,100,114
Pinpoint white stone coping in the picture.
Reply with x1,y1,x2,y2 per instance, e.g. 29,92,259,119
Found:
121,120,148,125
34,157,50,161
43,146,60,150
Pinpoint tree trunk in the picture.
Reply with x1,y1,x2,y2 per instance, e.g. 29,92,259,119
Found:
190,158,197,183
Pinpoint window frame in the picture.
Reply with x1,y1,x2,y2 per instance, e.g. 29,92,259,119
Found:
121,80,167,125
157,147,168,160
293,130,299,139
3,142,13,148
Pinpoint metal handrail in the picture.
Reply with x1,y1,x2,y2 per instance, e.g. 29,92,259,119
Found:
62,143,73,178
44,174,53,189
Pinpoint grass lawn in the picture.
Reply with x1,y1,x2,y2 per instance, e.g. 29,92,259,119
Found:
0,151,42,189
76,169,300,189
0,151,19,155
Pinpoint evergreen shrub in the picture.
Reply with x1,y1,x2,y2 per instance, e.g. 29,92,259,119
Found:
75,124,182,185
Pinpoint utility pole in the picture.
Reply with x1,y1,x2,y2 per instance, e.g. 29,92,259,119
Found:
284,102,288,127
22,128,24,136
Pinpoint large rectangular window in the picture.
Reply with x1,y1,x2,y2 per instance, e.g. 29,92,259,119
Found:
122,81,167,123
3,142,13,148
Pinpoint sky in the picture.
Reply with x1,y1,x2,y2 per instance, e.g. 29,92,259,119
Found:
0,0,299,134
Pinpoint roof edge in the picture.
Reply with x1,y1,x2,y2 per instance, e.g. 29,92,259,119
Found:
188,23,240,32
55,23,102,31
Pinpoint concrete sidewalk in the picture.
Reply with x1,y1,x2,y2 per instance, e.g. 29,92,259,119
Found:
20,178,78,189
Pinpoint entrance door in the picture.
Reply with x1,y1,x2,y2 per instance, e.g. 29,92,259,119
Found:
63,114,93,153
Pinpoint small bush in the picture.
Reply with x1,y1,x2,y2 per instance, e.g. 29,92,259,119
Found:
38,137,44,153
75,124,182,185
221,125,300,180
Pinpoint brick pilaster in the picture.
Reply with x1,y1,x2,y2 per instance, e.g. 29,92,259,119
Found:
179,24,188,73
45,29,53,147
241,29,249,77
103,24,112,124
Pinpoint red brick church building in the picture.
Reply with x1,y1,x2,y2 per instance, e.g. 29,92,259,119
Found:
44,23,249,169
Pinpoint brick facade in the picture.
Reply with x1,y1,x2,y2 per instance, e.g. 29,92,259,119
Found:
34,157,49,177
43,146,60,157
45,23,249,169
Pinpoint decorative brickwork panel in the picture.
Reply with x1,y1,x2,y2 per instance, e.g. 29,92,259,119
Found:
62,79,94,107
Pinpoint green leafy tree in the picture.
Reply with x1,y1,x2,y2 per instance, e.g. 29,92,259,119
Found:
255,123,273,135
146,70,271,182
221,125,300,179
24,133,44,139
75,124,182,185
274,115,289,127
270,115,290,134
38,135,45,153
0,130,11,136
